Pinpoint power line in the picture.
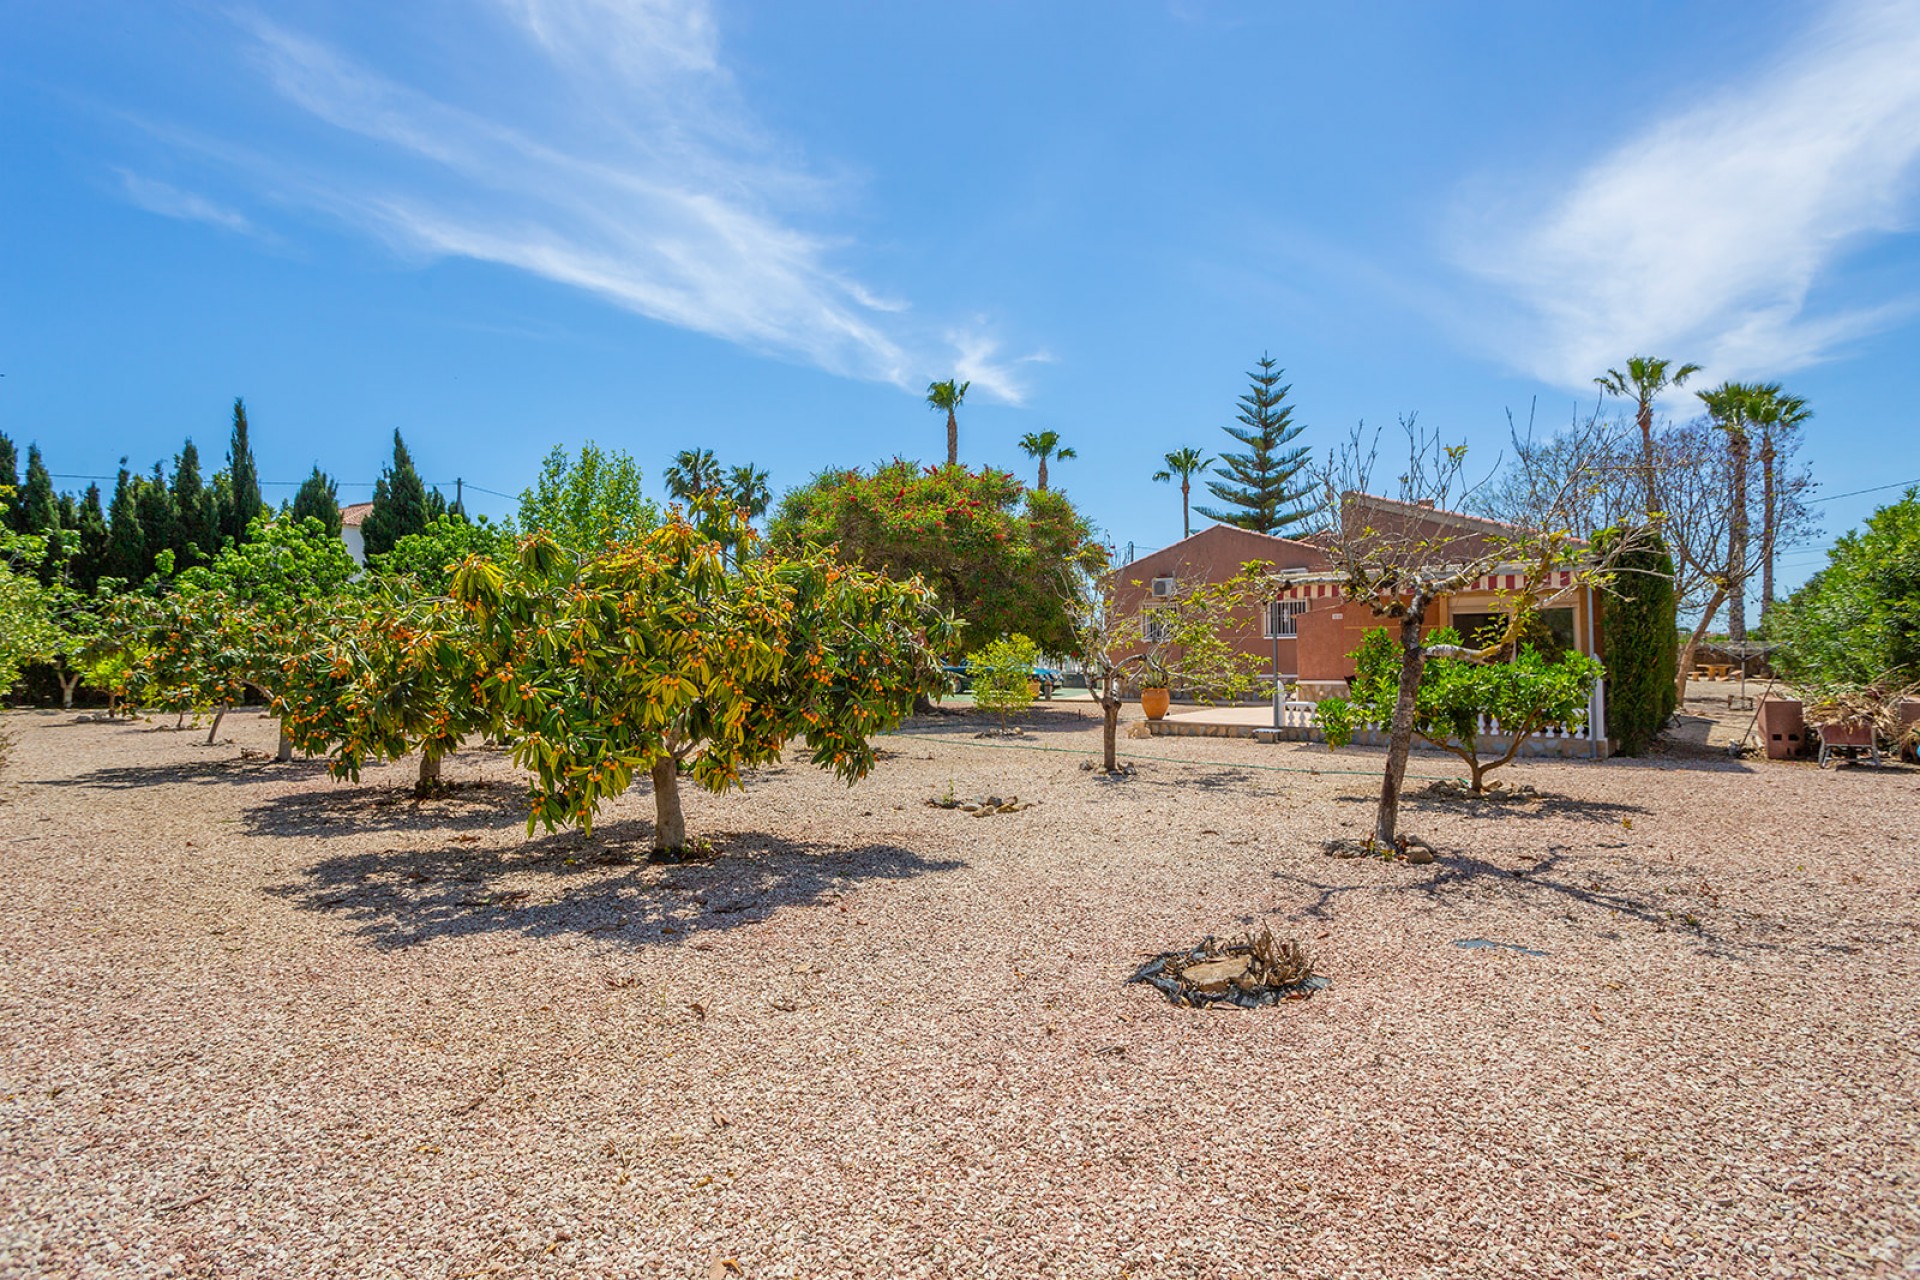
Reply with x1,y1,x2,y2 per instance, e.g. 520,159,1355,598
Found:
1806,477,1920,505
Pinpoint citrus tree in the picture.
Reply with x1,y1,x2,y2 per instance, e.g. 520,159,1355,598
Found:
456,514,950,850
114,516,357,749
278,581,496,792
1317,627,1602,795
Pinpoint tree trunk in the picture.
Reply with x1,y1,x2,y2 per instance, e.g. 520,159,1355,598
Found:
205,705,228,745
1180,480,1191,539
1102,677,1121,773
1375,609,1428,847
651,756,687,851
1760,442,1777,629
1638,401,1658,520
946,410,958,468
1675,587,1726,705
276,723,294,763
57,671,81,710
1727,434,1750,643
415,748,442,795
1037,457,1049,491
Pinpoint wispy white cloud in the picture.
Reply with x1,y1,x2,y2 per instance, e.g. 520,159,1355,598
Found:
947,329,1054,406
115,169,260,237
1457,0,1920,388
144,1,1035,396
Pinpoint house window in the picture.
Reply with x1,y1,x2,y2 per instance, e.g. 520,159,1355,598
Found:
1265,599,1309,638
1143,609,1171,643
1451,607,1577,659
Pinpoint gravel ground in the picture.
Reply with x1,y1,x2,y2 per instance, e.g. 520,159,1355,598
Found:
2,704,1916,1279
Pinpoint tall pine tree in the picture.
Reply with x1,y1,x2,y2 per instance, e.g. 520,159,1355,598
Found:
360,430,430,557
172,438,215,564
21,445,58,534
224,397,264,543
137,462,181,576
106,461,146,585
1193,355,1315,536
73,484,109,594
291,466,343,536
0,432,19,531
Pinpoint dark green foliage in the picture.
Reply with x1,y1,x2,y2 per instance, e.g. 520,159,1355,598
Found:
1194,354,1315,536
0,433,19,531
71,484,109,594
136,463,180,577
172,440,216,564
291,466,343,537
361,431,431,558
21,446,57,535
1599,533,1679,755
1773,490,1920,688
224,398,264,543
106,463,145,584
769,458,1105,654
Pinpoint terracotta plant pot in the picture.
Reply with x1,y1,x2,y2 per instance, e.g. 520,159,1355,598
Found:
1140,686,1171,721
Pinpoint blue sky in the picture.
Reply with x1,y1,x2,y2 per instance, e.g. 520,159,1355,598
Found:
5,0,1918,588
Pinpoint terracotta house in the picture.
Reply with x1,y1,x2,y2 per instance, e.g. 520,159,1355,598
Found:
1124,497,1608,704
1278,494,1608,702
1116,523,1332,681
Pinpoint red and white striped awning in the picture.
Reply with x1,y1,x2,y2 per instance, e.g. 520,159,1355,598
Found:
1272,570,1578,602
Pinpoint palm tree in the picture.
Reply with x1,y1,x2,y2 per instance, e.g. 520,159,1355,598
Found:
1595,355,1702,519
1698,381,1761,642
664,448,721,501
926,379,969,467
1017,430,1076,491
1752,388,1809,628
1152,447,1214,540
725,463,771,567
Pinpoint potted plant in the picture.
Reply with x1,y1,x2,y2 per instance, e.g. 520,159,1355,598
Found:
1139,661,1172,721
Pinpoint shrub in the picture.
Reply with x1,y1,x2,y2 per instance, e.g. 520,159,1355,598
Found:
1600,532,1678,755
969,633,1040,728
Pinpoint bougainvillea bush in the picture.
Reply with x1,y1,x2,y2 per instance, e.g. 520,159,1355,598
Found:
768,459,1104,654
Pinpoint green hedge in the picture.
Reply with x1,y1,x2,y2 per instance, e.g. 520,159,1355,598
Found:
1601,533,1678,756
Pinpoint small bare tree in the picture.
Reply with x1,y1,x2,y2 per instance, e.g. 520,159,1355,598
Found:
1075,563,1264,773
1306,417,1636,848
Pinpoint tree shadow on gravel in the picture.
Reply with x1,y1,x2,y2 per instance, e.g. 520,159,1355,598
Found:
37,756,338,790
1331,791,1652,823
266,825,964,952
239,780,529,838
1268,850,1750,956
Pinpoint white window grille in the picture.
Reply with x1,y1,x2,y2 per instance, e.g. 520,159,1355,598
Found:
1143,610,1171,643
1264,599,1309,638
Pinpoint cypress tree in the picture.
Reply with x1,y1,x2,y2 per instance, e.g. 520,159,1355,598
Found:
208,471,235,553
225,397,263,542
0,433,20,532
21,445,58,534
172,439,215,564
1600,532,1679,756
105,462,146,585
136,461,181,577
74,484,109,594
360,430,429,558
1193,354,1315,536
291,466,343,536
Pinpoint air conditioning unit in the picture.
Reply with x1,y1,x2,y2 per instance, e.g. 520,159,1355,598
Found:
1150,577,1176,598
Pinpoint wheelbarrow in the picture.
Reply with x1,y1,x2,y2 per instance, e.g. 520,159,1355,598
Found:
1815,719,1880,769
